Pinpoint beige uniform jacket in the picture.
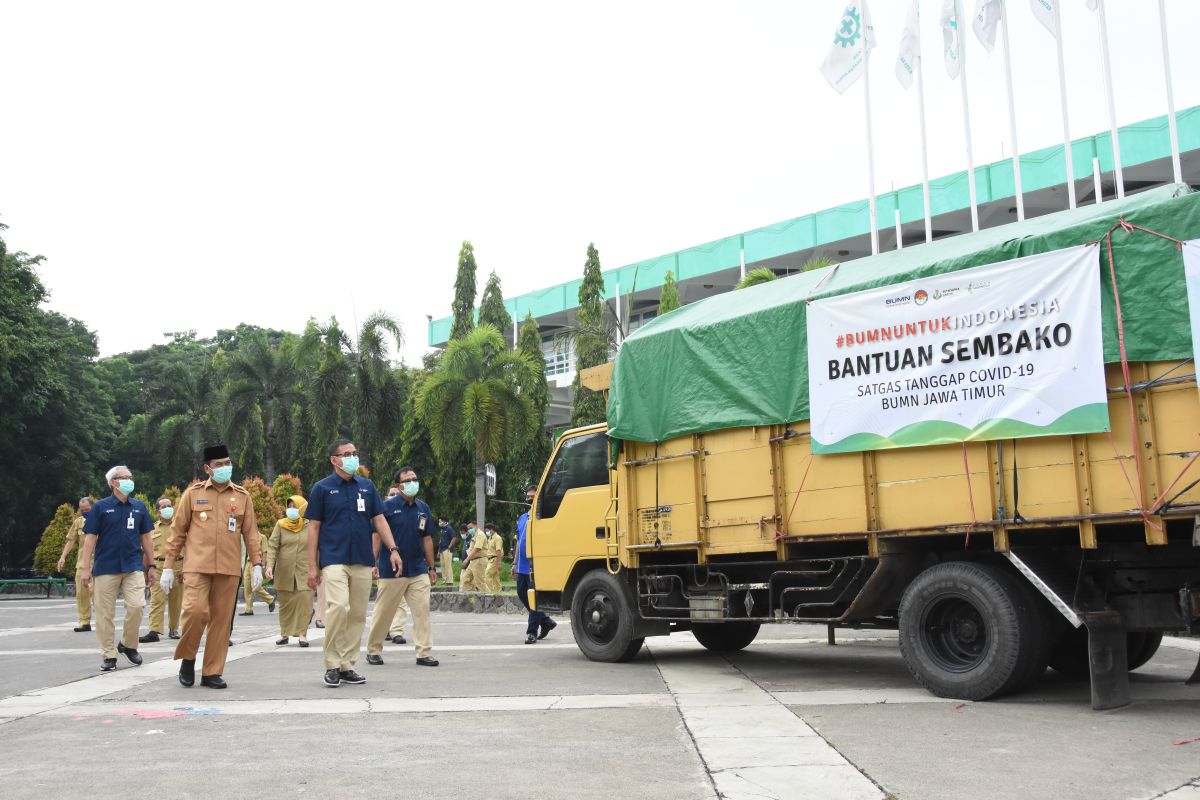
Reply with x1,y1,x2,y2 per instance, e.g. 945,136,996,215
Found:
469,530,487,558
486,532,504,560
265,520,310,592
69,517,88,573
165,479,261,576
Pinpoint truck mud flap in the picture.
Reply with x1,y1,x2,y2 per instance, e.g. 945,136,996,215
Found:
1081,610,1131,711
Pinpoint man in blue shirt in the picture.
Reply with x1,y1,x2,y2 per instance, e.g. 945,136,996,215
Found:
514,487,556,645
436,516,457,587
366,466,439,667
305,438,402,688
78,465,156,671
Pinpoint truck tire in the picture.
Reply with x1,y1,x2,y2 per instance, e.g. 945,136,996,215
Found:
1049,628,1164,676
692,622,761,653
570,570,644,663
899,561,1048,701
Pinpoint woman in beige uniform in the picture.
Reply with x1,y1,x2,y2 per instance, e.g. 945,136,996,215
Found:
264,495,313,647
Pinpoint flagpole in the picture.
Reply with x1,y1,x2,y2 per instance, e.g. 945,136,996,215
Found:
998,0,1024,221
863,39,880,255
1157,0,1183,184
1095,0,1124,198
957,0,979,232
1051,0,1077,209
914,3,933,243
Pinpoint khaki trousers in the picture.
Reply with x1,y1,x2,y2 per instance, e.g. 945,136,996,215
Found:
315,581,326,624
321,564,372,671
461,559,487,592
175,572,239,677
390,595,409,636
484,558,502,593
439,550,454,586
243,561,274,611
276,588,313,638
148,579,183,633
368,575,433,658
75,570,92,626
92,571,146,659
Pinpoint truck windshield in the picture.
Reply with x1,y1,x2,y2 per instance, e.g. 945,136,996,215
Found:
537,431,608,519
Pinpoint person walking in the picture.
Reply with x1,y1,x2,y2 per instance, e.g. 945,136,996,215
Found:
265,495,313,647
78,467,156,671
365,467,439,667
484,523,504,593
56,497,94,632
161,444,263,689
436,517,457,587
384,486,409,645
460,522,488,592
458,522,477,590
306,439,402,688
240,525,275,616
514,488,556,644
140,497,183,642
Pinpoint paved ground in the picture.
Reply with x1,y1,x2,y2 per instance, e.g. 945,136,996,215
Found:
1,596,1198,799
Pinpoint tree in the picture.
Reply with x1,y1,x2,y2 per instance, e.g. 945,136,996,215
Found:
512,313,551,489
571,243,609,426
658,270,680,315
270,473,303,510
347,313,405,468
224,332,303,482
149,360,219,477
416,324,538,528
450,240,478,341
735,267,777,290
241,477,282,533
802,255,839,272
32,504,78,577
478,271,513,346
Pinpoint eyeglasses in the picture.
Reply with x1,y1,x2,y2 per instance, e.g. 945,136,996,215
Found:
335,451,359,458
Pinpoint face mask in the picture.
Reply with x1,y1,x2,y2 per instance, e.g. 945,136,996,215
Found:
402,480,419,496
159,507,174,520
387,493,400,500
339,455,360,474
212,465,233,484
117,479,135,495
286,508,300,520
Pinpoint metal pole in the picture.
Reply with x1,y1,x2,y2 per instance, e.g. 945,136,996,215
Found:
999,0,1025,220
914,1,933,243
1051,0,1077,209
1093,157,1104,203
957,0,979,232
1158,0,1183,184
1095,0,1124,198
863,40,880,255
895,208,904,250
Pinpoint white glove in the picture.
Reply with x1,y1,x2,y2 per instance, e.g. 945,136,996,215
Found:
159,568,174,593
251,565,264,591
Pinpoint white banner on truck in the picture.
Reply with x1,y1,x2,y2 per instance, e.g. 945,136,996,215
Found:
807,244,1109,454
1184,240,1200,403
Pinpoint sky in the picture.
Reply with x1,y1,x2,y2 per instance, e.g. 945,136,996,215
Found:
3,1,1198,366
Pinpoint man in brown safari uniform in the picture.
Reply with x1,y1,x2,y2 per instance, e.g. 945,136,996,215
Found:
161,444,263,689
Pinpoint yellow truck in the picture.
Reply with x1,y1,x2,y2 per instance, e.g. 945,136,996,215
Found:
526,186,1200,710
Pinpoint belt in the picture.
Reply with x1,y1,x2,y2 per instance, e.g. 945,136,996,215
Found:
486,556,497,560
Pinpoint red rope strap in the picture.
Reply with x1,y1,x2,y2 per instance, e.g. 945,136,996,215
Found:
962,442,978,549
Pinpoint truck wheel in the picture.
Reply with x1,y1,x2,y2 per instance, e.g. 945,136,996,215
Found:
1127,632,1163,671
570,570,644,663
692,623,761,653
899,561,1046,701
1049,628,1164,676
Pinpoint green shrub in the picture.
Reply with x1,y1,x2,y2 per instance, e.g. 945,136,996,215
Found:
270,473,303,508
32,504,78,576
241,476,281,532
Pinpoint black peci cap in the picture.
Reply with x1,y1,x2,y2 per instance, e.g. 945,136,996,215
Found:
203,443,230,462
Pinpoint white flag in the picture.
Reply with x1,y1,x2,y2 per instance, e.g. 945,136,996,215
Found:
973,0,1002,52
1085,0,1098,10
820,0,876,94
939,0,962,79
896,0,921,88
1030,0,1056,36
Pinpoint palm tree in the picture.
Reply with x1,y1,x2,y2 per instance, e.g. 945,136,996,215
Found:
734,267,778,290
148,361,219,473
416,324,539,528
224,333,303,481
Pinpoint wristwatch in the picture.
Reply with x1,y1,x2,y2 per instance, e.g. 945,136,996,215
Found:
390,547,399,553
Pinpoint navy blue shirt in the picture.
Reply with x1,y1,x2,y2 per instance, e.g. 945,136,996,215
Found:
306,472,384,568
514,512,532,575
377,495,432,578
461,529,477,559
83,494,153,576
437,523,456,553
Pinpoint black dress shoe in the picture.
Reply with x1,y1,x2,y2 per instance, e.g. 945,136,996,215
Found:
525,634,537,644
200,675,227,689
415,656,439,667
538,619,557,640
298,639,309,648
74,624,91,633
179,659,195,687
168,629,180,640
366,654,384,666
390,635,407,644
139,631,160,643
268,600,276,612
276,637,289,645
338,669,366,684
100,658,117,672
117,642,142,666
323,668,340,687
238,611,254,616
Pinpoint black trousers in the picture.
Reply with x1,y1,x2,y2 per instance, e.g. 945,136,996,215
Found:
515,572,551,637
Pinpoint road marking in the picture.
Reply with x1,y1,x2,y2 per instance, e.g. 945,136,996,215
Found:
649,638,885,800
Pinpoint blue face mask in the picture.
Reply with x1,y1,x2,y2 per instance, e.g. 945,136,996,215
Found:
339,455,360,475
285,508,300,520
159,507,174,520
117,479,135,496
402,480,419,496
212,465,233,484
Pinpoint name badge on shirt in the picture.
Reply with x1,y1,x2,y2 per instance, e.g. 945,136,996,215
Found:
357,496,366,512
228,516,237,532
418,515,427,532
127,515,135,530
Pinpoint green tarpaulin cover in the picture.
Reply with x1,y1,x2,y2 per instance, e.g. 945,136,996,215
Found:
608,185,1200,443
